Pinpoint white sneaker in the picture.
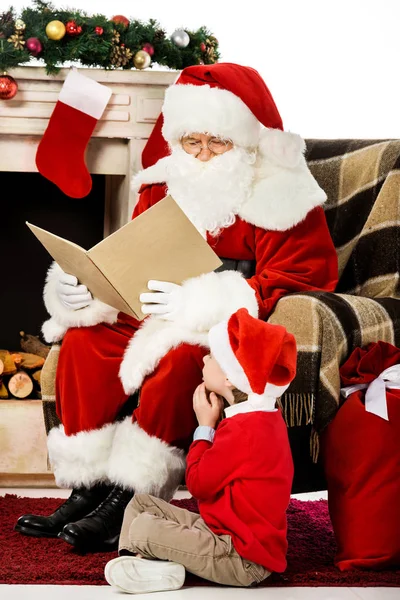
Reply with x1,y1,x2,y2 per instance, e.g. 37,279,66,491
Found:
104,556,185,594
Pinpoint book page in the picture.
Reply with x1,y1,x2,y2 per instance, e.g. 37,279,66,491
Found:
26,223,135,317
88,196,222,319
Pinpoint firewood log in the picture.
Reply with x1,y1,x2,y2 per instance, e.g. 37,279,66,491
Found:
15,352,45,371
0,379,8,399
32,369,42,386
10,353,22,368
8,371,34,399
0,350,17,376
19,331,50,359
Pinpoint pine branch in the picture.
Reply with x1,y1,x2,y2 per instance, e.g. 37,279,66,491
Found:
0,3,220,74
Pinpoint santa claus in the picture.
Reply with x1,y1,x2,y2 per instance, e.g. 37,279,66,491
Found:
15,63,338,551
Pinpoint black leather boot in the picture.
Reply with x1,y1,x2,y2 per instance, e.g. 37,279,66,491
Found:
14,484,113,538
58,485,133,551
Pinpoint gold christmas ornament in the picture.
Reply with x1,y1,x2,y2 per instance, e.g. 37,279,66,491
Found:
15,19,26,32
45,20,66,41
133,50,151,70
7,33,25,50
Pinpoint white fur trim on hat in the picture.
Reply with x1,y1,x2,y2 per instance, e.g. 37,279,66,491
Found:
47,423,116,488
42,262,119,341
208,320,251,394
162,84,261,148
108,418,186,500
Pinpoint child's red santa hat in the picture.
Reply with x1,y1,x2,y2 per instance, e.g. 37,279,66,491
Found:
142,63,305,169
208,308,297,403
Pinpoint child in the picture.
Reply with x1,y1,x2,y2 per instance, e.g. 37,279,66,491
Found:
105,308,296,593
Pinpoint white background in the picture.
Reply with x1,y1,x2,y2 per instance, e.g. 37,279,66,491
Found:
8,0,400,138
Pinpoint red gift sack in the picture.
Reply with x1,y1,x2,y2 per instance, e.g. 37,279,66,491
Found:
322,341,400,571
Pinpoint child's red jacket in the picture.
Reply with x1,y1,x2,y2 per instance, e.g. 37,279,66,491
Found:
186,409,294,572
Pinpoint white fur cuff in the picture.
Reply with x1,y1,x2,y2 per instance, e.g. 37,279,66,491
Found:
119,319,208,395
162,84,261,148
108,418,186,500
47,423,116,488
42,318,69,344
177,270,259,332
43,262,119,341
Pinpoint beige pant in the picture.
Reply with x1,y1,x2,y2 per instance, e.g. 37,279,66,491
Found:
119,493,270,587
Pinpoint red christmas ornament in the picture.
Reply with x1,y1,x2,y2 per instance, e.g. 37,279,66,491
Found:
95,26,103,35
200,42,206,52
0,74,18,100
66,20,81,36
111,15,130,28
142,43,154,56
26,37,43,56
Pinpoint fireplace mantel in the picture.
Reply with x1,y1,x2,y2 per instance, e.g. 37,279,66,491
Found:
0,66,177,233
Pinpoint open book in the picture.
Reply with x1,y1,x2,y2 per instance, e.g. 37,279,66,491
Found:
27,195,222,320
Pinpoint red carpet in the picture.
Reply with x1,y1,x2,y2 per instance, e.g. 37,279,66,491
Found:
0,494,399,587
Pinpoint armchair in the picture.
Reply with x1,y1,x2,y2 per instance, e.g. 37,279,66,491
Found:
41,139,400,493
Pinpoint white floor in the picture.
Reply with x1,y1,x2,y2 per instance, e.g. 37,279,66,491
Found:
1,488,398,600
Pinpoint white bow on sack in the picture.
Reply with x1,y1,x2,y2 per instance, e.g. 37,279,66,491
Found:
341,364,400,421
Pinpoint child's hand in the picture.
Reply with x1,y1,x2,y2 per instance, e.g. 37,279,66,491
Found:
193,383,223,428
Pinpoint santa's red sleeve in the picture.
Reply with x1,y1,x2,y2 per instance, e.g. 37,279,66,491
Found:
185,420,248,501
248,206,338,320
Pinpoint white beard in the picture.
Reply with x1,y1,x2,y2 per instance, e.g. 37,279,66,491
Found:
164,146,256,236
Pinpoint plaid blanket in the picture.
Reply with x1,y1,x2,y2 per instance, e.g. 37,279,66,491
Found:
271,139,400,459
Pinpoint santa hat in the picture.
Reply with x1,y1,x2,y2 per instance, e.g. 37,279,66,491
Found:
142,63,305,169
208,308,297,403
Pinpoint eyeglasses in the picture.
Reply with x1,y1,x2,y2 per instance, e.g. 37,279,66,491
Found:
181,136,234,156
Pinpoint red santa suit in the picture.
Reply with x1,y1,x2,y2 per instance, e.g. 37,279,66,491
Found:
40,63,338,501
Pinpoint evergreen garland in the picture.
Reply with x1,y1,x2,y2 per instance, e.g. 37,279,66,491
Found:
0,1,220,74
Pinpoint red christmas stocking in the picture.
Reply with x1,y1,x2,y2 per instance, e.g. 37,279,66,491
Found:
36,69,111,198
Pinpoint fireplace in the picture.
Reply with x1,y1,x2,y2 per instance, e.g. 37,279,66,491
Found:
0,66,176,485
0,66,176,348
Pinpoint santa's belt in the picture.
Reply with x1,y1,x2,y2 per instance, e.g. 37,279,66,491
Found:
341,364,400,421
216,258,255,279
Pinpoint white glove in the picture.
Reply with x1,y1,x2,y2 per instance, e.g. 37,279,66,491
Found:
140,280,183,321
56,271,93,310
